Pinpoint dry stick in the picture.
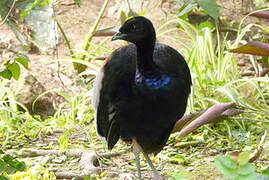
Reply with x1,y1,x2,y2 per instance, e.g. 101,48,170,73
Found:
7,148,126,158
54,151,99,179
99,149,128,158
172,102,242,138
0,0,16,26
6,149,126,179
54,172,85,180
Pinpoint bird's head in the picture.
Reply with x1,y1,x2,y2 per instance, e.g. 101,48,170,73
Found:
112,16,156,45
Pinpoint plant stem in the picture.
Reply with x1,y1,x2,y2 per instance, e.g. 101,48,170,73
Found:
56,19,74,57
82,0,110,53
74,0,110,73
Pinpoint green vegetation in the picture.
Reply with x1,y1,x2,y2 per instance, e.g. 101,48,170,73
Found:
0,0,268,179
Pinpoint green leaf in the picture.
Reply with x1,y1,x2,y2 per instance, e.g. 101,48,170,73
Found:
58,134,69,149
0,68,12,80
238,152,250,166
7,62,20,80
20,0,50,18
235,173,259,180
261,166,269,177
13,54,29,69
196,0,220,19
5,165,16,174
0,175,8,180
14,161,26,171
198,21,214,30
2,155,14,162
215,155,237,178
74,0,81,7
0,150,4,154
0,160,7,172
237,163,256,176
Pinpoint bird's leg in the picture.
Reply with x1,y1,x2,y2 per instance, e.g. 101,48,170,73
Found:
132,138,143,180
142,152,163,180
134,152,142,180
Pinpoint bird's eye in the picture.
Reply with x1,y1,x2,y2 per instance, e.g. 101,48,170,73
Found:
131,24,137,31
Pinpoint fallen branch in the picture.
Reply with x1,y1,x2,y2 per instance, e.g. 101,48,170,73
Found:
5,148,127,179
6,148,126,159
99,150,128,158
54,172,88,180
79,151,99,175
6,149,84,158
172,102,243,138
0,0,16,26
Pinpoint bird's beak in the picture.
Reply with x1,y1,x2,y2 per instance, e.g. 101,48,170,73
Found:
111,32,127,41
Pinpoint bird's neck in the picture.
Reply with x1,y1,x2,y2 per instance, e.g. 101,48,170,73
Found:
136,40,157,76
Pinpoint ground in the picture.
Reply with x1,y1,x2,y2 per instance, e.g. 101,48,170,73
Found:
0,0,268,179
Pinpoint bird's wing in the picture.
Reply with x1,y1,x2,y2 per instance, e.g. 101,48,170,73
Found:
93,67,120,149
93,45,136,149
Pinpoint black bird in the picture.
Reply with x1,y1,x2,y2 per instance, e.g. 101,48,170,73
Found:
93,16,192,179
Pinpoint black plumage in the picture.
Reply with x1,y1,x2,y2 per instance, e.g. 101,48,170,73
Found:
93,16,191,179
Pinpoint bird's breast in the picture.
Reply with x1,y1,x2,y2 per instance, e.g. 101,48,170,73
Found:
134,73,172,90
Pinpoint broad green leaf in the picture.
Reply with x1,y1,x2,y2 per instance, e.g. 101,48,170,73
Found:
261,166,269,177
168,166,189,180
0,150,4,154
74,0,81,7
198,21,214,30
2,155,14,162
0,175,8,180
0,160,6,171
196,0,220,19
5,165,16,174
235,173,259,180
14,162,26,171
0,68,12,80
215,155,237,178
7,62,21,80
238,152,250,166
230,41,269,56
237,163,256,175
13,54,29,69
